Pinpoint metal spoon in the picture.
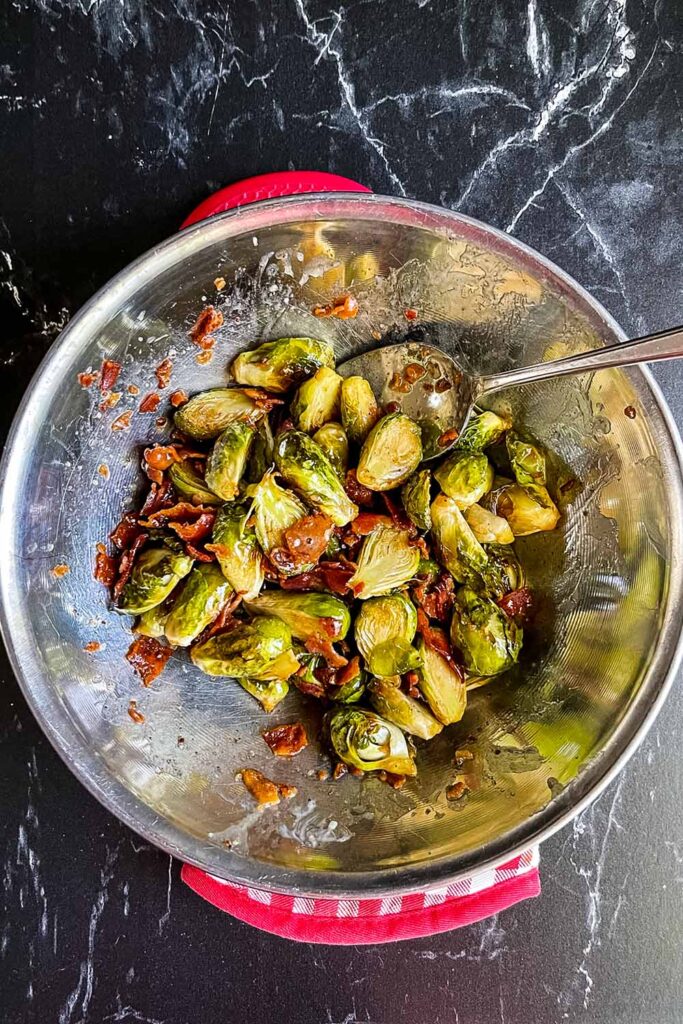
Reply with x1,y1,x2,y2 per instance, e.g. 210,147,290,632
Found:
338,326,683,459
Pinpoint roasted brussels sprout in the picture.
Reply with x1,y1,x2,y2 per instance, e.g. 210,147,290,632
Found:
456,410,510,451
174,388,268,441
118,546,194,615
291,367,343,433
191,616,296,680
434,450,494,508
450,586,522,676
430,494,488,584
480,545,525,599
134,600,171,638
238,677,290,713
251,470,312,574
340,375,380,444
274,429,358,527
245,590,351,642
348,524,421,599
205,421,254,501
231,337,335,393
463,504,514,545
312,422,349,478
354,593,421,676
368,678,443,739
164,563,232,647
401,469,432,531
245,415,275,484
506,431,547,487
168,460,221,506
331,662,367,703
496,483,560,536
416,634,467,724
211,503,264,600
356,412,423,491
327,707,417,776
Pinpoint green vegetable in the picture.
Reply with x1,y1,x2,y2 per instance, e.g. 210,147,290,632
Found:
191,616,296,680
164,563,232,647
331,663,367,704
368,678,443,739
211,503,264,600
456,410,510,451
480,545,526,599
313,422,349,478
463,504,514,545
174,388,268,441
506,431,547,487
245,416,275,484
245,590,351,642
348,524,421,600
495,483,560,536
327,707,417,776
231,337,335,393
354,593,421,676
205,421,255,501
134,600,172,638
434,450,494,508
291,367,343,433
238,677,290,713
274,429,358,527
118,546,193,615
430,493,488,584
251,470,313,575
168,460,222,506
450,586,522,676
356,412,423,491
401,469,432,531
416,634,467,724
340,375,380,444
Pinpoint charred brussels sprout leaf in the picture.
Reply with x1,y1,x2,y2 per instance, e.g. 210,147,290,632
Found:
274,430,358,527
450,587,522,676
205,422,255,501
356,412,422,491
174,388,267,441
496,483,560,536
456,410,510,451
354,593,421,677
164,563,232,647
430,494,488,584
313,422,349,478
401,469,432,531
506,431,547,487
416,635,467,724
479,545,526,599
211,503,264,600
291,367,343,433
340,375,380,444
135,600,172,638
238,677,290,713
118,546,194,615
168,460,221,506
327,707,417,776
245,590,351,641
231,337,335,393
246,416,275,484
251,471,312,574
463,504,514,545
191,616,295,679
434,450,494,508
348,524,421,599
368,678,443,739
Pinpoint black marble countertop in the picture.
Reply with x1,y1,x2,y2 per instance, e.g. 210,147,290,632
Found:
1,2,682,1022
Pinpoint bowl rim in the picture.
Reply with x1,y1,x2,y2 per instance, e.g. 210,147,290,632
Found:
2,191,683,898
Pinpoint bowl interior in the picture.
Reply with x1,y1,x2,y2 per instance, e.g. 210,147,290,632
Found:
3,195,682,895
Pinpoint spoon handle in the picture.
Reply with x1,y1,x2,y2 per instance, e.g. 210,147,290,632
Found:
478,325,683,398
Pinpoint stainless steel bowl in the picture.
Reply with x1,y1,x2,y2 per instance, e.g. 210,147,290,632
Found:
2,194,682,897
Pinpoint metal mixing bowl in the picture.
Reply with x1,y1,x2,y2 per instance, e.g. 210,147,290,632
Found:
2,194,682,897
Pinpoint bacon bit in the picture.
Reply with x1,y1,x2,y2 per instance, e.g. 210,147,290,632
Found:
416,608,461,671
381,493,416,534
99,391,122,411
139,392,161,413
404,362,426,383
111,410,133,432
109,513,141,550
196,350,213,365
435,377,453,394
239,768,296,806
100,359,122,393
190,305,224,347
51,564,69,578
94,543,117,586
83,641,101,653
214,277,226,291
624,405,637,419
292,672,327,700
126,636,172,687
184,541,215,562
155,417,168,430
128,700,145,724
333,762,348,780
242,388,285,413
282,513,334,565
140,479,174,516
168,512,215,543
316,768,330,781
280,562,354,595
155,358,173,389
349,512,393,536
262,723,308,757
170,389,188,408
437,427,459,447
304,634,348,668
446,781,468,802
113,533,148,599
348,765,364,778
78,371,97,388
335,656,360,687
385,772,407,790
412,571,454,624
404,308,418,321
313,294,358,320
98,464,109,478
141,501,215,527
454,749,474,763
383,401,400,415
345,469,375,507
201,594,242,639
127,384,140,396
389,370,412,394
497,587,534,625
144,445,181,472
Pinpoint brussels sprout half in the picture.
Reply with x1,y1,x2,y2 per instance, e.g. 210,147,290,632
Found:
168,460,222,506
274,429,358,527
245,590,351,642
211,502,264,600
238,677,290,713
368,678,443,740
456,410,510,452
246,415,275,485
354,593,421,677
327,707,417,776
191,616,295,679
313,422,349,478
496,483,560,536
506,431,547,487
205,421,255,501
118,546,194,615
291,367,343,433
450,586,522,676
164,563,232,647
430,493,488,584
356,412,423,491
251,470,313,575
231,337,335,393
401,468,432,532
348,524,421,600
340,375,380,444
174,387,267,441
434,450,494,508
463,504,514,545
416,634,467,725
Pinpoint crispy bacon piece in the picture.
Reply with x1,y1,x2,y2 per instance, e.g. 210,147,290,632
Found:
51,564,70,578
139,392,161,413
239,768,296,805
291,672,327,700
313,294,358,319
279,561,355,595
111,411,132,432
100,359,122,393
242,388,284,414
412,571,455,624
497,587,534,625
190,306,223,349
404,308,418,321
78,371,97,388
168,512,215,543
438,427,459,447
110,513,142,550
140,502,215,527
416,608,461,673
184,541,215,562
335,655,360,687
170,389,188,408
304,634,348,669
283,513,334,565
262,723,308,757
83,641,101,653
144,445,181,473
381,493,416,535
126,636,173,687
94,543,117,586
140,479,174,516
155,358,173,389
345,469,375,507
349,512,393,536
128,700,145,724
113,532,149,599
202,595,243,639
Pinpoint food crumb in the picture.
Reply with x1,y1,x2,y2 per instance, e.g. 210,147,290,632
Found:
52,564,70,578
128,700,145,724
404,308,418,321
214,277,226,291
100,359,122,393
83,641,101,653
196,350,213,365
435,377,453,393
190,306,223,348
99,391,122,411
127,384,140,396
446,781,469,802
111,410,133,432
98,464,109,478
624,405,637,419
262,722,308,757
155,358,173,389
155,416,168,429
316,768,330,781
77,371,97,388
454,749,474,762
139,392,161,413
177,736,185,748
371,329,382,341
437,427,459,447
238,768,296,806
313,294,359,320
170,390,188,408
332,762,348,781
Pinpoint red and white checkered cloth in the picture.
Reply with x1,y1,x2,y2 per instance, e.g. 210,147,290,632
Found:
181,847,540,944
